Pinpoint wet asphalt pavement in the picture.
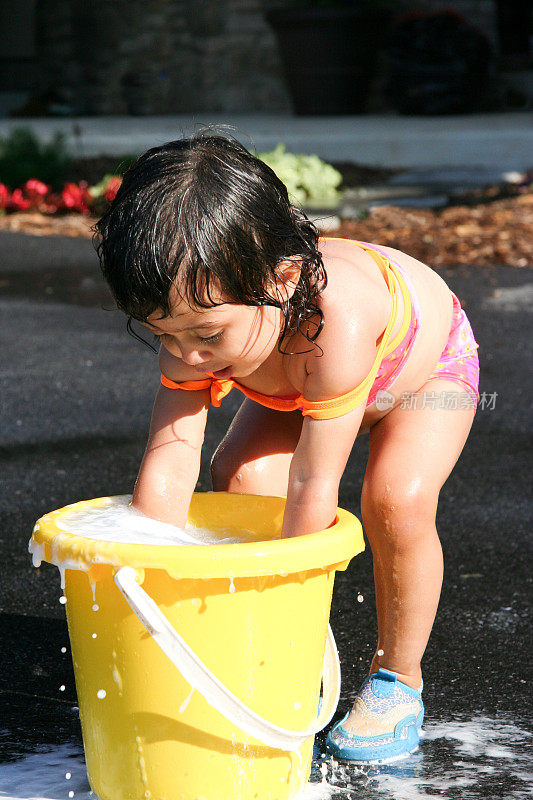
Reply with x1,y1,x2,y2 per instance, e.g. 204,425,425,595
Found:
0,230,531,798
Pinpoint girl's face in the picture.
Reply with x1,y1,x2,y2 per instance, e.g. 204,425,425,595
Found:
142,286,283,380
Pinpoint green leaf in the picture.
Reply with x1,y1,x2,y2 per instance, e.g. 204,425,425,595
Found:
257,144,342,204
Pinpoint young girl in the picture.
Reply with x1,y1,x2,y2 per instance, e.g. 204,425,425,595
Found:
95,132,479,763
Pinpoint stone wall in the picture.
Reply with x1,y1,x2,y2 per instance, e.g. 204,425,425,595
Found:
32,0,291,115
13,0,501,116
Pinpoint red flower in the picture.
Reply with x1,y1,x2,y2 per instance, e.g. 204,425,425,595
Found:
61,182,91,214
0,184,11,210
24,179,50,198
103,176,122,204
10,188,31,211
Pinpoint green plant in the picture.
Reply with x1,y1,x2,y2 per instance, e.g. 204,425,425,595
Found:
258,144,342,205
0,127,72,190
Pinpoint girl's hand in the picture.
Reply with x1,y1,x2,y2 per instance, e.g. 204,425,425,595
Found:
132,384,209,528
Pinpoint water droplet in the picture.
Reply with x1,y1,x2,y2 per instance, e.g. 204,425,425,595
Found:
59,685,66,692
65,772,71,779
92,604,99,611
377,648,384,656
59,567,66,592
69,793,74,798
357,594,364,603
112,664,123,692
92,633,97,639
97,689,106,699
294,701,302,710
59,596,67,605
61,646,67,653
179,686,194,714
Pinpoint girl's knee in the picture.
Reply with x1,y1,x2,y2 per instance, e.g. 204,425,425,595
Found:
210,445,269,494
361,479,439,550
210,445,244,492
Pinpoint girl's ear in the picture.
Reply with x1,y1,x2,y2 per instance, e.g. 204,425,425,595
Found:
274,260,301,300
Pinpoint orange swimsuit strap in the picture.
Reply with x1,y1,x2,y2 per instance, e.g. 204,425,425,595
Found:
160,240,413,420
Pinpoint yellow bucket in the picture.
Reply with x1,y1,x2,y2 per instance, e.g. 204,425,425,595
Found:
29,493,364,800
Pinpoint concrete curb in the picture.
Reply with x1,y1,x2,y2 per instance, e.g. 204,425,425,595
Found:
1,113,532,170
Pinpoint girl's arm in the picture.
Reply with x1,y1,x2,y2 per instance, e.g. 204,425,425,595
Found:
281,312,378,538
281,405,365,538
132,384,210,528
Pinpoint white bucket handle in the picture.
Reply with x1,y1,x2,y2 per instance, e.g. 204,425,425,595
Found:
114,566,340,752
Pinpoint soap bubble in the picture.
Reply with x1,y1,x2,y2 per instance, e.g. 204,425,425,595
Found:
56,498,246,546
59,685,65,692
97,689,106,699
59,596,67,605
357,594,364,603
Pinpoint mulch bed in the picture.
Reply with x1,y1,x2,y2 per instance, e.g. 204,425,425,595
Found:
334,193,533,268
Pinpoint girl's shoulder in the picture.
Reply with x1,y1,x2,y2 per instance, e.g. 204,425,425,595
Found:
318,237,393,346
284,240,392,400
321,237,389,298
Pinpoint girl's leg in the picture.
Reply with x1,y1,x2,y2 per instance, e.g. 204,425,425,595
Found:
343,378,476,733
210,399,303,495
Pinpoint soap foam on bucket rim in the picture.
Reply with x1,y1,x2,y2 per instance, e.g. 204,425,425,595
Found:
54,495,247,546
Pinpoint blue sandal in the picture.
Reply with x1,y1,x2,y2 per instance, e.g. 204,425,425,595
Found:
326,668,424,763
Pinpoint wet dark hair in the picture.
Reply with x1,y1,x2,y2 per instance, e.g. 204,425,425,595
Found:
93,130,326,352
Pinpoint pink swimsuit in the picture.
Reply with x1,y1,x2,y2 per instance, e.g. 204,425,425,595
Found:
362,241,480,406
425,293,480,403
